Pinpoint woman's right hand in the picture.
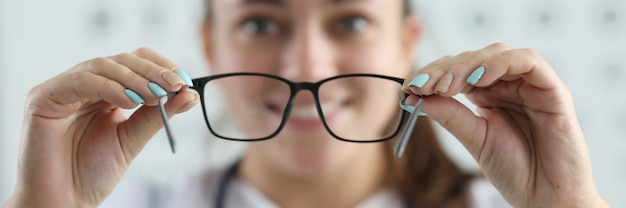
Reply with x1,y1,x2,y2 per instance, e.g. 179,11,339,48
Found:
4,48,199,208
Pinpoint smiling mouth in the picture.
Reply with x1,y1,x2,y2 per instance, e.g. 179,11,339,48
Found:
264,99,350,129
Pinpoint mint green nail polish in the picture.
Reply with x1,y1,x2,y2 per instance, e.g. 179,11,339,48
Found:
174,70,193,87
148,82,167,97
467,66,485,85
400,104,428,116
124,89,145,104
400,103,415,113
399,100,413,112
399,100,427,116
409,73,430,88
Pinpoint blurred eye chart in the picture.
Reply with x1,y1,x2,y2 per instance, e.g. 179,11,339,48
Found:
0,0,625,206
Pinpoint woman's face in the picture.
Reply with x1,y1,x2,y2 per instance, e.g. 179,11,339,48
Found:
204,0,420,176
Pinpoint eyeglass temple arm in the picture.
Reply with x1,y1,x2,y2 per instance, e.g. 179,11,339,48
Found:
158,93,178,154
394,96,424,159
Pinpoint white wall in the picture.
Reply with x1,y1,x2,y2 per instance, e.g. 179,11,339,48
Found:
1,0,625,207
0,0,7,202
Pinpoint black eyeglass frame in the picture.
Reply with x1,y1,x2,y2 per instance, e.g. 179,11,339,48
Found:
190,72,409,143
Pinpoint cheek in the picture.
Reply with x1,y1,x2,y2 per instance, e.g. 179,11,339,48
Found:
350,80,403,135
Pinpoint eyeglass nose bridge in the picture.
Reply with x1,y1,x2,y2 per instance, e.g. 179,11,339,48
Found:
281,81,325,121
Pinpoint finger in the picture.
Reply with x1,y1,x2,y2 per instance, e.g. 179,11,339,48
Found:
30,71,138,118
109,52,184,93
117,89,199,161
86,57,162,106
465,81,527,111
439,42,511,97
404,94,487,161
470,49,570,114
474,48,562,90
132,47,181,70
402,55,456,95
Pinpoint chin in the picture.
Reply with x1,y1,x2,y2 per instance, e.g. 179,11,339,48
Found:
287,149,336,177
270,134,358,178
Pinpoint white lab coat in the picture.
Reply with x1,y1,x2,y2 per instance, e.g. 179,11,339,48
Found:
101,166,511,208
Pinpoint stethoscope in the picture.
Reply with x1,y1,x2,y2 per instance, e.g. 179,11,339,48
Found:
213,160,412,208
214,160,240,208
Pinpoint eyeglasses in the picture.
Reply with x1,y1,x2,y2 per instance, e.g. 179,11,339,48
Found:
157,73,424,159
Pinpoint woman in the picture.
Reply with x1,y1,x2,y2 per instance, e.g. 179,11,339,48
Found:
4,0,609,207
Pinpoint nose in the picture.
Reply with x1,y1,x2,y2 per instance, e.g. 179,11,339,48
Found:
279,21,337,83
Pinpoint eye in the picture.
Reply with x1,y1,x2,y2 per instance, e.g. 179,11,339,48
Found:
241,17,278,35
337,16,369,33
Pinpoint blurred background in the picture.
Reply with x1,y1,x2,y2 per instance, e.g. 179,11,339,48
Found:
1,0,625,206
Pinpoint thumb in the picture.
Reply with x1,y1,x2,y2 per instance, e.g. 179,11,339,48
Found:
408,94,487,160
117,89,198,161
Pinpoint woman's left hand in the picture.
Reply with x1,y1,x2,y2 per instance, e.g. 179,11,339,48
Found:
402,43,609,207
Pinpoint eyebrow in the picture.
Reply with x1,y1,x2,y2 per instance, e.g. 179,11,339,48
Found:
234,0,372,7
236,0,285,7
330,0,371,3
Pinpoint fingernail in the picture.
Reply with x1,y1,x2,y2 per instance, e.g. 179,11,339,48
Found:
176,93,200,114
148,82,167,97
400,99,415,112
124,89,145,104
466,66,485,85
409,73,430,88
174,70,193,87
399,100,427,116
162,70,184,86
435,72,454,93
